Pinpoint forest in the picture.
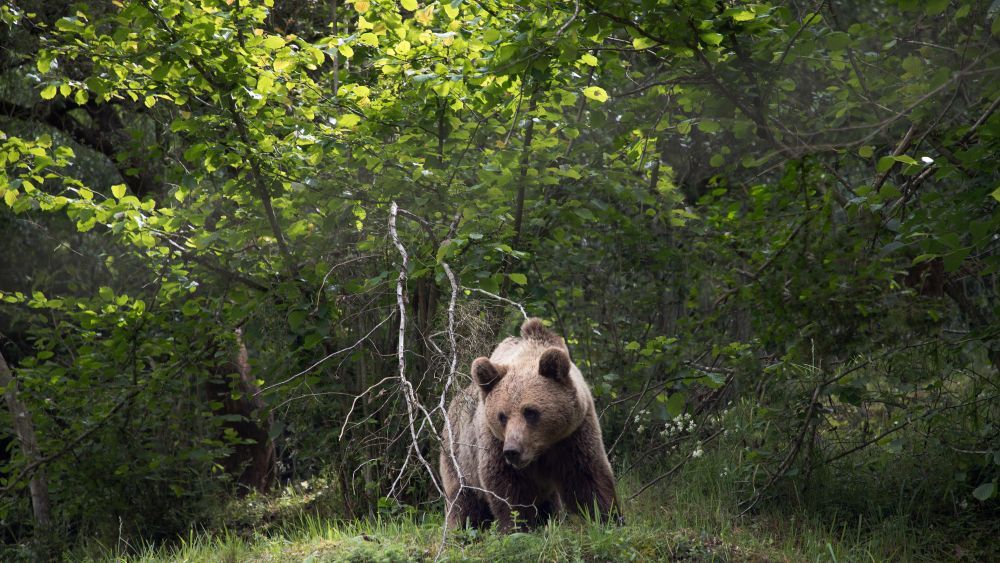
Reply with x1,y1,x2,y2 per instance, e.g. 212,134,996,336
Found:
0,0,998,560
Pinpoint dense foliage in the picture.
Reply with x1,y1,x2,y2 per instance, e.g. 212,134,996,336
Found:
1,0,997,556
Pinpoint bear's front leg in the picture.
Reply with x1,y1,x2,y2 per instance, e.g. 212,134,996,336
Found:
445,487,494,529
553,420,621,523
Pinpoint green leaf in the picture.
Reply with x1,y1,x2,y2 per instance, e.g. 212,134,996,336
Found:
924,0,948,15
942,247,971,273
401,0,418,10
632,36,657,50
698,120,720,133
972,482,995,501
582,86,608,102
876,156,896,173
182,300,200,316
435,241,451,264
55,17,81,32
262,36,285,49
337,113,361,127
666,393,685,418
508,273,527,285
726,9,755,21
990,186,1000,202
579,53,598,66
288,310,307,332
274,57,293,71
858,145,874,158
111,184,126,199
699,32,724,46
879,184,901,200
825,31,851,50
36,54,53,74
98,286,114,301
40,84,57,100
256,74,274,94
338,43,354,58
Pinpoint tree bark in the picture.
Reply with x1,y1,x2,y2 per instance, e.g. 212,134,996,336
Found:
205,331,276,494
0,351,52,529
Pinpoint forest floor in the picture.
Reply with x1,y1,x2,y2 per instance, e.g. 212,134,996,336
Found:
69,446,993,563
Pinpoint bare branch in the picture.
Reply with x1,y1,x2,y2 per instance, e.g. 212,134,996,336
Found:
387,202,442,497
463,287,529,320
260,314,393,396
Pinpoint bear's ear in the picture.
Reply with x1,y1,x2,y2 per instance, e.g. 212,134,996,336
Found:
538,348,571,382
472,357,507,394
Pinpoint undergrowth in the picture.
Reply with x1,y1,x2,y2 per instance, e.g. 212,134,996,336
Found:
22,401,989,562
55,451,994,560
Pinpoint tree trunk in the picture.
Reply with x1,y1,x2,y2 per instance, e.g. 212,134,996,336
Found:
205,330,276,494
0,351,52,529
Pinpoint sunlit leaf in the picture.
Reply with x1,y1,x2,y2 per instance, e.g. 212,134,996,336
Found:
583,86,608,102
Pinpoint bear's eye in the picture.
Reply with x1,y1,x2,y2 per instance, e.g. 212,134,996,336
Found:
522,407,540,424
498,413,508,425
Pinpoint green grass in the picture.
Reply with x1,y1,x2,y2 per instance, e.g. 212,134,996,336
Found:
63,455,960,562
60,402,994,562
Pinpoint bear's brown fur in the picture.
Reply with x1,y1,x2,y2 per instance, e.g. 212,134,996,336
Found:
440,318,619,530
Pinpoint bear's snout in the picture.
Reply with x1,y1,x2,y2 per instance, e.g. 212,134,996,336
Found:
502,446,522,467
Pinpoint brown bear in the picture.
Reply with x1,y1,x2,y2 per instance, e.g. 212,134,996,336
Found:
440,318,619,530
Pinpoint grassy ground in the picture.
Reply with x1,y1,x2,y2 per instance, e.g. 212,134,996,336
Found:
65,439,985,563
57,402,995,562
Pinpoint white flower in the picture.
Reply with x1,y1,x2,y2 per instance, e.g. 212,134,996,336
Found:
692,449,704,458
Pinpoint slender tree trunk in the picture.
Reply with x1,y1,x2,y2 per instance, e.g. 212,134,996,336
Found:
0,352,52,529
205,330,276,494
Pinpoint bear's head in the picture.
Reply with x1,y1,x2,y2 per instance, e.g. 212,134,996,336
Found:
471,348,585,469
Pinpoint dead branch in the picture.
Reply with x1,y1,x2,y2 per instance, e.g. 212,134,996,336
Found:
462,287,529,320
387,202,441,497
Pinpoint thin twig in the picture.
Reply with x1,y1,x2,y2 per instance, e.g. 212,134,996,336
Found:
463,286,529,319
628,427,725,501
259,315,392,396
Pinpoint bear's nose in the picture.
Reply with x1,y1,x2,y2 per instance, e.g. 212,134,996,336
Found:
503,448,521,465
